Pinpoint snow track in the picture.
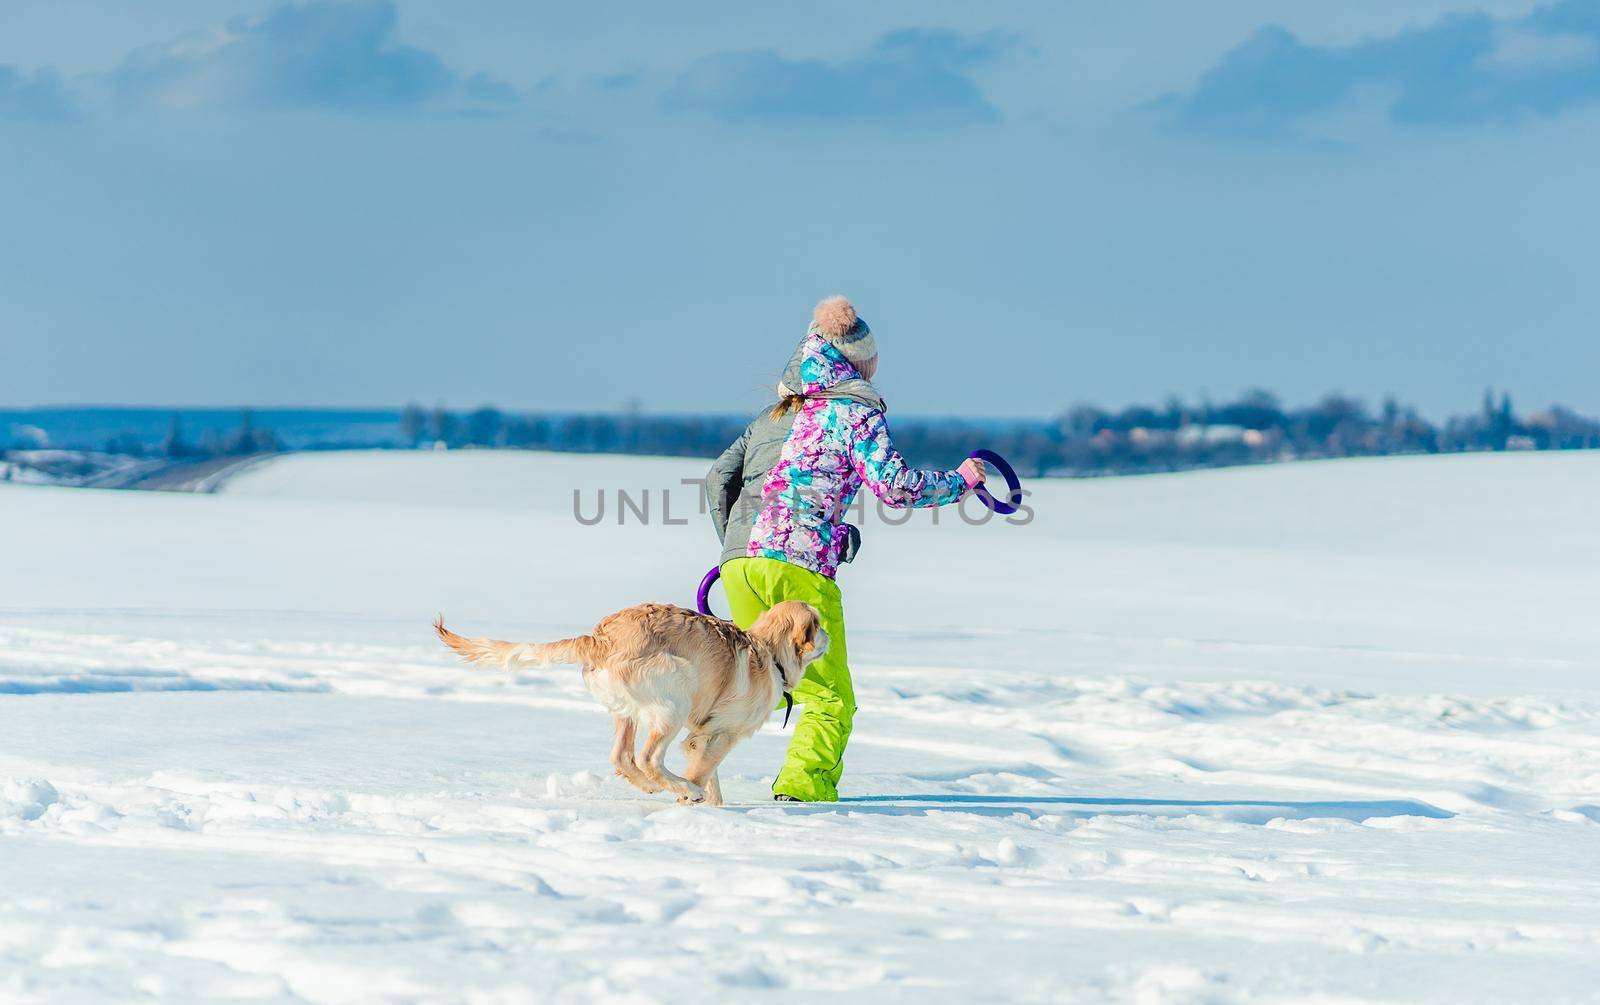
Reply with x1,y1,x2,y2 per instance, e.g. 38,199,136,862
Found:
3,451,1599,1002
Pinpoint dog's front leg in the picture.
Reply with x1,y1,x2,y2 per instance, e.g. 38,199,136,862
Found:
681,731,736,807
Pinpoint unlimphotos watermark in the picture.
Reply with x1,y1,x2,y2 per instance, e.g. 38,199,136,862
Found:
572,478,1034,527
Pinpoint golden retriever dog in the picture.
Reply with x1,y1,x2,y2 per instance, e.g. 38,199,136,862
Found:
434,602,827,806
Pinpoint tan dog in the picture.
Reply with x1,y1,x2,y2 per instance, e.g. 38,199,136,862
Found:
434,602,827,806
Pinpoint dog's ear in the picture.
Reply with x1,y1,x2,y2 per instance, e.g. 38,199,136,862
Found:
790,604,821,654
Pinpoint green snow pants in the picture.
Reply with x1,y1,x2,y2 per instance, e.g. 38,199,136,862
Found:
719,556,853,802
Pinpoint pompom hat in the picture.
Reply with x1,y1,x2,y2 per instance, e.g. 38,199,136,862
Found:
807,295,877,367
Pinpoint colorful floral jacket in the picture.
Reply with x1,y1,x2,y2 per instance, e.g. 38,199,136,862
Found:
707,334,968,579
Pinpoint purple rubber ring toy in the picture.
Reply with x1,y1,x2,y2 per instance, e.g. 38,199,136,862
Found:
696,565,722,616
969,448,1023,515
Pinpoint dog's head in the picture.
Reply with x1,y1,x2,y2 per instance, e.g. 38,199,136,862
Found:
755,601,829,687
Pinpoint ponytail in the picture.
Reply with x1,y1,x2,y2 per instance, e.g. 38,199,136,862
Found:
768,393,806,420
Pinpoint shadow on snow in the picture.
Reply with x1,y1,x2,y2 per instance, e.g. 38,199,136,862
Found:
792,793,1458,823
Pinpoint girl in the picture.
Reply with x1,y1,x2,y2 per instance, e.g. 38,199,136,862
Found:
707,296,986,802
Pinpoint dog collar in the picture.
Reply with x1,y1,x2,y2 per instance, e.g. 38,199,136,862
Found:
773,658,794,729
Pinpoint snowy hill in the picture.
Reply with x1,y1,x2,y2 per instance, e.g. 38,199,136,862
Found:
3,450,1599,1002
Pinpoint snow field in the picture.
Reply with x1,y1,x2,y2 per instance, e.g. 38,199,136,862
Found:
3,449,1599,1002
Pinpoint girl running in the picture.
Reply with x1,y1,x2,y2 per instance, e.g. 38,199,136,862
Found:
707,296,986,801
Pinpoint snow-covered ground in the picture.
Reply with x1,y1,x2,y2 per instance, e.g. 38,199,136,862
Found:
3,449,1599,1003
0,450,164,488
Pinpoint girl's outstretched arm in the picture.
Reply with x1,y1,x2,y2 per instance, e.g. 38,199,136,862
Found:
848,409,967,509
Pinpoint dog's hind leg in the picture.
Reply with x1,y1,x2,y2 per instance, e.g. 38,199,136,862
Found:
637,723,704,803
609,714,659,794
681,731,737,806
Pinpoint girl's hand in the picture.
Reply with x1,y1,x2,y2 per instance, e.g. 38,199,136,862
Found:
958,457,987,488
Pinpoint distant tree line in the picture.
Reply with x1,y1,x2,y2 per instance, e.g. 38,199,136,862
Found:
103,409,281,460
396,403,747,459
395,390,1600,477
894,389,1600,476
50,394,1600,479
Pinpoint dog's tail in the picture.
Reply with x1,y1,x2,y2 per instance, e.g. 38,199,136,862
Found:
433,616,596,671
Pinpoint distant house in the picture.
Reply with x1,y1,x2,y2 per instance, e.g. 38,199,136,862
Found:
1177,424,1248,446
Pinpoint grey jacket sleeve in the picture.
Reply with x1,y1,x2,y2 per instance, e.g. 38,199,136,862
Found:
706,427,749,545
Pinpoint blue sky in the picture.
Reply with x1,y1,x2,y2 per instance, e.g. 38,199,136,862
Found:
3,0,1597,418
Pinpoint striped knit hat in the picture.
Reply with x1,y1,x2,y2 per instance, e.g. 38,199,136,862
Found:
807,295,877,367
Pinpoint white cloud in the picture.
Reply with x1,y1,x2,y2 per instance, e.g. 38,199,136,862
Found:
109,1,516,115
1479,29,1598,72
